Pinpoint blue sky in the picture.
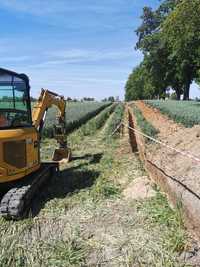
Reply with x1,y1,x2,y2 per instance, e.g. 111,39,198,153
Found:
0,0,199,100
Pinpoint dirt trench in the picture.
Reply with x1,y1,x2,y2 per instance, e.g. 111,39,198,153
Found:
128,101,200,241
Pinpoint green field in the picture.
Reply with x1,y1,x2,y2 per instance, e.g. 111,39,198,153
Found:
146,100,200,127
0,100,111,136
42,101,111,136
44,101,108,126
0,101,27,110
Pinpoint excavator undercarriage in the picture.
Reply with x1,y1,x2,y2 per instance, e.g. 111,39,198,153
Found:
0,162,59,219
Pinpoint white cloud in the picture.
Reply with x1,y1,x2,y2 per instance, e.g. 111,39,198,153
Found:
25,48,141,69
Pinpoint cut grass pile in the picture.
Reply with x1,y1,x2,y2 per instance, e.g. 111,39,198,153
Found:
42,101,111,137
146,100,200,127
133,105,158,140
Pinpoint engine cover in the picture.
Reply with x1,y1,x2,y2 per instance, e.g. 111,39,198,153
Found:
3,140,27,169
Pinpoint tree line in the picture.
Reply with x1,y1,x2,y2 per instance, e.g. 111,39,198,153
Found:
125,0,200,101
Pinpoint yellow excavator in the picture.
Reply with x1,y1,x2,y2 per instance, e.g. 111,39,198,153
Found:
0,68,71,219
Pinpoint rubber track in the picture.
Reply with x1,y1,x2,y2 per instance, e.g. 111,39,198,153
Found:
0,163,58,220
0,185,31,219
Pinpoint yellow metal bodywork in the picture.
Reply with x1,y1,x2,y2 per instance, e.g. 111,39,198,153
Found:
0,89,68,184
0,127,40,183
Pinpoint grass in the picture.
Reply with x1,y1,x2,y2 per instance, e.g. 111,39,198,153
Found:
137,191,186,254
133,105,158,140
0,108,191,266
146,100,200,127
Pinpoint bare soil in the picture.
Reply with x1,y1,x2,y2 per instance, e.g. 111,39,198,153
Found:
132,101,200,242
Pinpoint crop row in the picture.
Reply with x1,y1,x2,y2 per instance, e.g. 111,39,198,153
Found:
105,104,125,137
43,102,111,137
133,105,158,141
81,103,117,135
146,100,200,127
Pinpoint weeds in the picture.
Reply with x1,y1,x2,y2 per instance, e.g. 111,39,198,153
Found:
0,105,190,267
137,191,187,254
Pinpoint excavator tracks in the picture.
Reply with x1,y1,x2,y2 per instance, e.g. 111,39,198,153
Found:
0,163,59,220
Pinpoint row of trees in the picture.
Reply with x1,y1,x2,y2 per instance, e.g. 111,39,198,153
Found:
125,0,200,101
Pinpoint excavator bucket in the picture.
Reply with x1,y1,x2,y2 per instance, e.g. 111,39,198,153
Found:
52,148,71,162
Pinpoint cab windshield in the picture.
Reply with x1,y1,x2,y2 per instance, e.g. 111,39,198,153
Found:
0,73,31,129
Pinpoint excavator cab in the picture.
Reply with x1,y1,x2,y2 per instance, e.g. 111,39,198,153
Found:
0,68,32,130
0,69,41,184
0,68,70,185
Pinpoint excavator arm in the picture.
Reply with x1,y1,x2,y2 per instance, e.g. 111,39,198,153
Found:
32,89,71,161
32,89,66,131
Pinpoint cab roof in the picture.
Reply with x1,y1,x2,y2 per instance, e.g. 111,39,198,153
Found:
0,68,30,90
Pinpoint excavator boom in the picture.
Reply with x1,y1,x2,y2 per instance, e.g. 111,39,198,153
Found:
32,89,71,161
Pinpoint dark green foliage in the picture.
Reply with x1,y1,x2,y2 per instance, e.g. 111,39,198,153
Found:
125,0,200,101
94,104,117,129
133,105,158,140
125,64,147,101
162,0,200,100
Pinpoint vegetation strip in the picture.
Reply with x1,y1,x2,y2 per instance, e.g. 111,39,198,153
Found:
42,101,111,137
80,103,117,136
104,103,125,137
146,100,200,128
132,105,158,141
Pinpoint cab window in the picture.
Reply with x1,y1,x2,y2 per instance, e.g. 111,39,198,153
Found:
0,74,31,129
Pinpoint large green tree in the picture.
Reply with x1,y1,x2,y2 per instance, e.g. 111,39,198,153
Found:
125,65,145,101
162,0,200,100
125,62,165,101
134,0,183,100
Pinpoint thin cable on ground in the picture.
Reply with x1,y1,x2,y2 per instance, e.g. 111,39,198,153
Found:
118,122,200,164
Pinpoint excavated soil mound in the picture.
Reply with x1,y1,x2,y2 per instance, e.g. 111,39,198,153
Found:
123,176,156,200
